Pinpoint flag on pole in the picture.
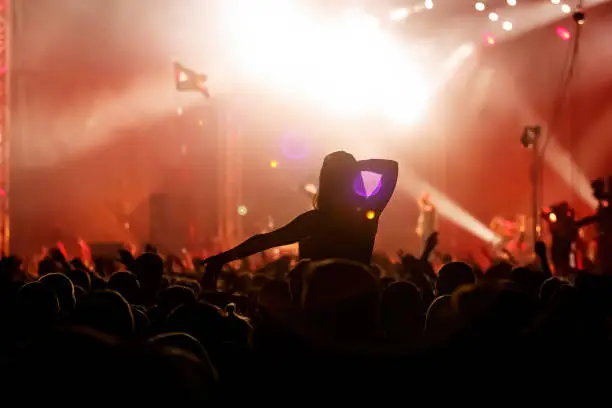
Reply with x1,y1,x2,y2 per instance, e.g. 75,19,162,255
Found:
173,61,210,98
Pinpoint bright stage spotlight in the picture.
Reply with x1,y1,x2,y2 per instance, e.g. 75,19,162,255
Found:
551,0,560,4
488,12,499,21
221,1,433,125
475,2,486,11
502,21,513,31
507,0,517,6
390,7,409,21
543,137,599,209
401,167,502,245
561,4,572,13
424,0,434,10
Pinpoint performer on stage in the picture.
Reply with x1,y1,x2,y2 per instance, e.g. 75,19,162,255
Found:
416,192,437,253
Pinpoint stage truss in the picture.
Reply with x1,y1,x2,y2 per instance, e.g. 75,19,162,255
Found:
0,0,9,254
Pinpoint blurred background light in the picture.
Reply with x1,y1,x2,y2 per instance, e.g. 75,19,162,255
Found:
389,7,409,21
237,205,248,216
556,26,571,40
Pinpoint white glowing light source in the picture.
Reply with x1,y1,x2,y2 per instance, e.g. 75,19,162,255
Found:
561,4,571,13
237,205,248,216
551,0,560,4
424,0,434,10
488,12,499,21
507,0,517,6
390,7,409,21
176,107,183,116
502,21,513,31
475,2,486,11
221,1,433,125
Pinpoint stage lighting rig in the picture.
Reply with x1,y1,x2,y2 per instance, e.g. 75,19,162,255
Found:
520,125,541,148
572,8,585,25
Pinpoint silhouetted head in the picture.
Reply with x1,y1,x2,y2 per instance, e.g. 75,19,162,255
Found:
539,277,567,305
39,273,76,316
167,302,229,348
452,283,538,337
133,252,164,305
436,262,475,296
69,258,89,271
73,290,135,335
425,295,459,344
38,257,61,277
148,332,219,396
131,306,150,332
301,259,381,346
0,255,23,284
314,151,358,213
16,282,60,331
485,261,513,281
148,332,213,368
65,268,92,293
108,271,141,304
258,280,292,320
511,266,546,298
158,285,197,315
380,281,423,342
381,281,422,321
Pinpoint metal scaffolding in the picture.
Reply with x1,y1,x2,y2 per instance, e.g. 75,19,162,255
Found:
0,0,10,254
216,99,244,251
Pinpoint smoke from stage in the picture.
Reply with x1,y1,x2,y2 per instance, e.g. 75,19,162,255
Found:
8,0,612,258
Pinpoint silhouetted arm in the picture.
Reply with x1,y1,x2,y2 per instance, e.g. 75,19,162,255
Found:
535,241,552,278
358,159,398,211
212,210,318,264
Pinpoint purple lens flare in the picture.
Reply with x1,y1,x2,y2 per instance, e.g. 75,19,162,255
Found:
353,171,382,198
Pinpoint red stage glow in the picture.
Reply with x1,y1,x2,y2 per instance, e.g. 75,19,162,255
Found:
556,26,571,41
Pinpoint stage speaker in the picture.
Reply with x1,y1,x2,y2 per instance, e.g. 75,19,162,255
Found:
88,242,125,259
149,193,197,253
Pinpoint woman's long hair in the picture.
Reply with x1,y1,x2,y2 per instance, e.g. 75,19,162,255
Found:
313,151,357,214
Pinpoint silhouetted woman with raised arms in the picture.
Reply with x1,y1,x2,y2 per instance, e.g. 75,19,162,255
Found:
203,151,398,278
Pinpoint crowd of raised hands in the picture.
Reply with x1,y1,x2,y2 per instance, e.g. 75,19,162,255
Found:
0,231,610,404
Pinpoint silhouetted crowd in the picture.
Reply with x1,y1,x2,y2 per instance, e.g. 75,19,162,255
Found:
1,235,611,404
